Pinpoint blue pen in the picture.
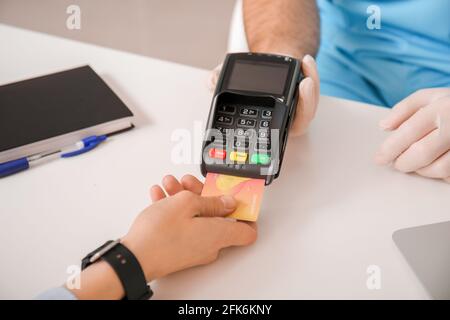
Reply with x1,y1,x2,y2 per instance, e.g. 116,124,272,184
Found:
0,135,107,178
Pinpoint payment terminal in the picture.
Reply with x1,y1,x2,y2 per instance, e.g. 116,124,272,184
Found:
201,52,303,185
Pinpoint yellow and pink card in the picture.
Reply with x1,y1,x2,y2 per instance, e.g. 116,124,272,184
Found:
201,173,265,221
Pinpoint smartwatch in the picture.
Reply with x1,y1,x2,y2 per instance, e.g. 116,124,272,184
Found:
81,239,153,300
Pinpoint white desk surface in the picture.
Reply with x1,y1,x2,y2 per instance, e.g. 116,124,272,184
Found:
1,24,449,300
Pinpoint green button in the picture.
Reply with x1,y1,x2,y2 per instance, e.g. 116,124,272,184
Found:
250,154,271,165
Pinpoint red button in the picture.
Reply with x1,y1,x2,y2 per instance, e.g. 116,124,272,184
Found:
208,148,226,159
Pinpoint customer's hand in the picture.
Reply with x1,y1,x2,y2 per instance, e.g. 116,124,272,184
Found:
122,174,258,282
209,54,320,137
72,175,257,299
375,88,450,183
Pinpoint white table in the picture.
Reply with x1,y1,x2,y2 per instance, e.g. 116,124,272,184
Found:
1,24,449,300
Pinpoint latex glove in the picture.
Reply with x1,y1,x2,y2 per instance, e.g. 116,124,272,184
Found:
208,55,320,137
375,88,450,183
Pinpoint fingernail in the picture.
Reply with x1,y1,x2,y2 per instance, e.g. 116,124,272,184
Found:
301,77,313,97
306,78,314,96
303,54,315,65
221,195,237,213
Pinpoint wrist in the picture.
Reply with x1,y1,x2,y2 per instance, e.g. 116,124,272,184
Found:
74,239,154,300
120,236,159,283
68,260,125,300
249,40,305,60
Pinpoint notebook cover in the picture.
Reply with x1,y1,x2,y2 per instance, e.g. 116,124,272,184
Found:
0,65,133,153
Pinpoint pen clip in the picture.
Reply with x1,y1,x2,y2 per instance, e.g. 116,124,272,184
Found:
61,135,107,158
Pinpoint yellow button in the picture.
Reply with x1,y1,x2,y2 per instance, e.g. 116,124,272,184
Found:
230,151,248,162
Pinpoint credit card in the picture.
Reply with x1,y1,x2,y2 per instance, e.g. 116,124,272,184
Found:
201,173,265,221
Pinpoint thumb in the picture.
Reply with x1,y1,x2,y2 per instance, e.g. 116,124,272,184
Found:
290,77,316,136
195,195,237,217
207,64,222,92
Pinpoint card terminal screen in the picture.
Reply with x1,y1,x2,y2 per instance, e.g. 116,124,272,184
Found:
225,60,289,96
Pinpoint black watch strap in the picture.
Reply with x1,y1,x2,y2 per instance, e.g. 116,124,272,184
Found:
82,240,153,300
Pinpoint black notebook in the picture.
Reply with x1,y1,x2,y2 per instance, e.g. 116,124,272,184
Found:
0,66,134,163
